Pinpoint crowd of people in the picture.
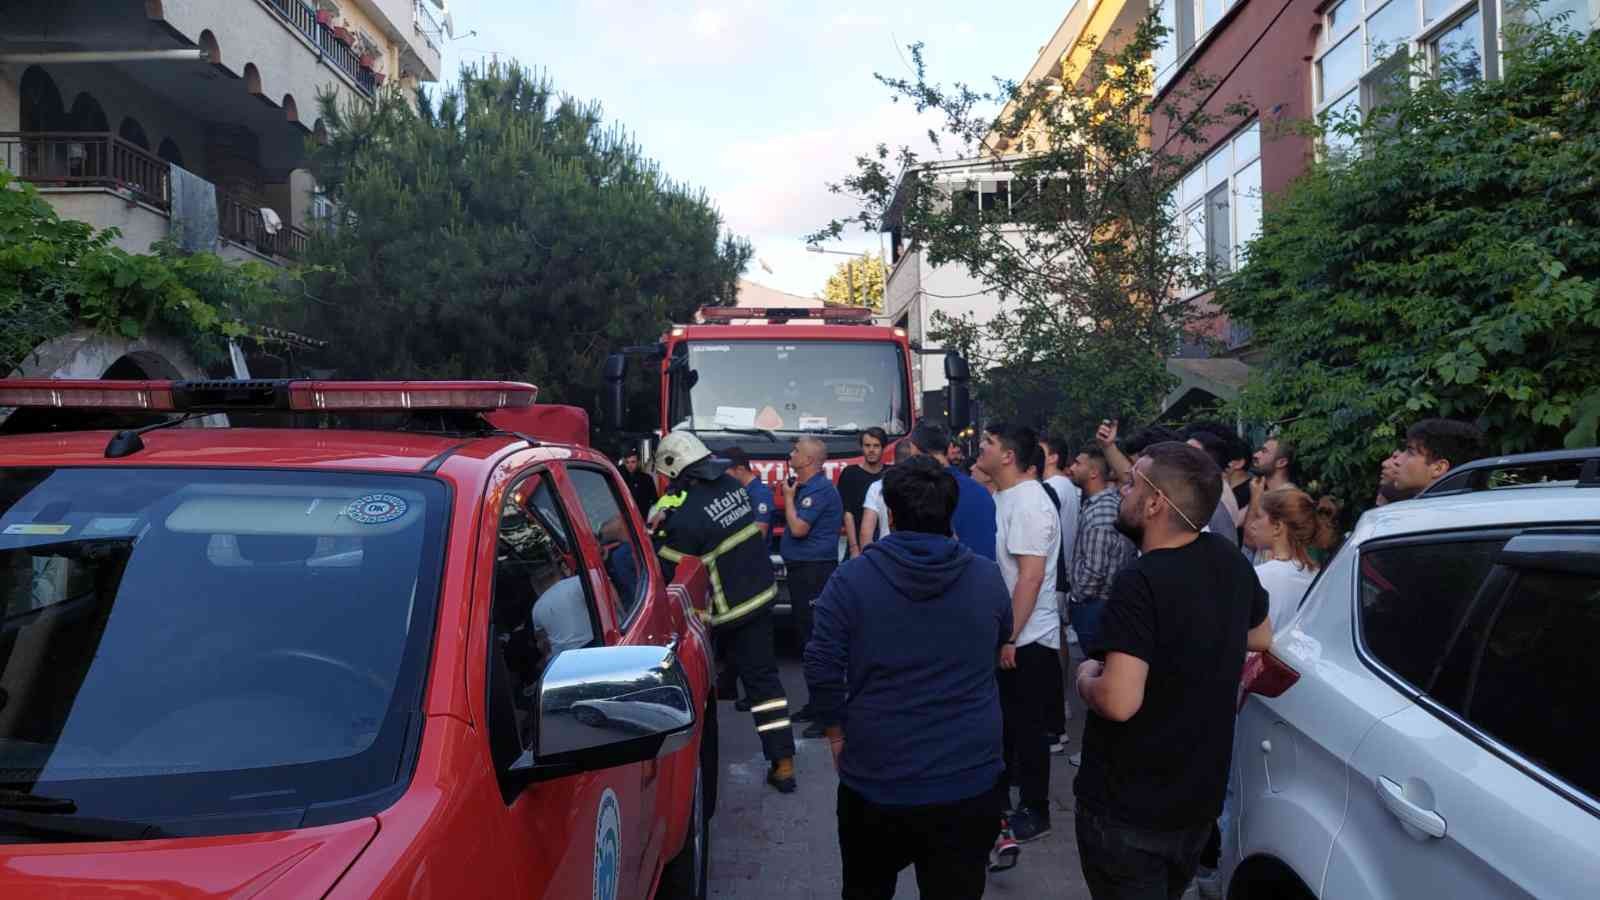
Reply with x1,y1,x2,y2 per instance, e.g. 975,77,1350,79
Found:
636,412,1488,900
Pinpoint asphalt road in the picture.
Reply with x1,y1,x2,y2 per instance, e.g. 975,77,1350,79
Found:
706,640,1139,900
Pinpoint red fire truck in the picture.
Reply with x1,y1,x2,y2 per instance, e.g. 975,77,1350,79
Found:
0,379,717,899
603,306,969,610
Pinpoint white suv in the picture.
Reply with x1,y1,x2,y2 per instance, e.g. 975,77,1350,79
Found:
1223,450,1600,899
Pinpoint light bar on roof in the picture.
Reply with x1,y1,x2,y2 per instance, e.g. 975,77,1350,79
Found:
287,381,538,411
0,380,175,410
0,379,539,413
696,306,875,323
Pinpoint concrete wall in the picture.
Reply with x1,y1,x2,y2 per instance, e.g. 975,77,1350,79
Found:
39,188,172,252
1151,0,1321,199
8,329,205,380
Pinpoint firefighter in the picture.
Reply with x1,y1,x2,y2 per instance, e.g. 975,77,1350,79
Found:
650,430,799,793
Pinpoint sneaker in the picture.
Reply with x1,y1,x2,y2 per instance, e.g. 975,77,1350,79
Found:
802,720,828,739
1195,865,1222,899
1049,734,1071,754
766,758,797,794
988,824,1021,872
1009,807,1052,843
734,696,753,712
1068,751,1082,767
791,705,815,723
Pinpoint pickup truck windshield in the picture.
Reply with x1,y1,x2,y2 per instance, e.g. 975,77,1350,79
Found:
671,340,909,436
0,467,448,840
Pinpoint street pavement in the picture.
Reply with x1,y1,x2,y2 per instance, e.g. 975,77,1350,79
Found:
705,641,1204,899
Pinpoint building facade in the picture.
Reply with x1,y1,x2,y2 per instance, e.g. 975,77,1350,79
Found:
1149,0,1595,413
0,0,442,268
883,0,1152,412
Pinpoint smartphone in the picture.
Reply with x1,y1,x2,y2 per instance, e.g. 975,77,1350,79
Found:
785,474,797,489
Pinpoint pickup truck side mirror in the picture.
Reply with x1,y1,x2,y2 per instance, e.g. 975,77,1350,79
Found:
497,644,695,798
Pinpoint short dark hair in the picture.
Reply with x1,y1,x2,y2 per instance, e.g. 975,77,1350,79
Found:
1186,430,1230,470
984,421,1039,472
1185,422,1247,464
622,446,640,459
881,455,959,536
720,446,751,470
1124,425,1183,458
1042,434,1073,469
1406,418,1485,469
862,426,889,447
1142,441,1222,530
910,422,950,456
1075,444,1109,478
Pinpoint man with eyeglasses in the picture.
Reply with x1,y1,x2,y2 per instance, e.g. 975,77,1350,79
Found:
1073,441,1273,900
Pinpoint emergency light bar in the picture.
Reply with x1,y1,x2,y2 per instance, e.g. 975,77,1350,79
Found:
0,379,539,412
695,306,875,324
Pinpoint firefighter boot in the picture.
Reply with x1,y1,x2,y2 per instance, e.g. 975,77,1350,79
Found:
766,758,797,794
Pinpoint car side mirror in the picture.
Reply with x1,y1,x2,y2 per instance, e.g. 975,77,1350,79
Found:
499,644,695,796
602,353,628,434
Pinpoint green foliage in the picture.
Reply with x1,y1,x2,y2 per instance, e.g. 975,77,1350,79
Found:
1220,22,1600,503
1,171,288,373
820,252,886,311
812,15,1244,440
294,64,751,425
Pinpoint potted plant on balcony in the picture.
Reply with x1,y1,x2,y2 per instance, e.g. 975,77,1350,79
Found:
359,52,377,70
333,24,355,46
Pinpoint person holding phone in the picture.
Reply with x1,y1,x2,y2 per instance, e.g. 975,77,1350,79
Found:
782,436,844,736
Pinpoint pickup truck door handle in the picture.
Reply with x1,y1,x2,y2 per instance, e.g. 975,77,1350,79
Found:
1377,777,1447,839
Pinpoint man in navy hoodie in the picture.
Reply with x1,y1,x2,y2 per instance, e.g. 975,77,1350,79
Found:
804,455,1013,899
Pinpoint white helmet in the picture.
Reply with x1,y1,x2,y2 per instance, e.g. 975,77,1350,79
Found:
653,430,713,480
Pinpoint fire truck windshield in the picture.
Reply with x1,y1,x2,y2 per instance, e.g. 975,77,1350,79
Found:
671,340,909,437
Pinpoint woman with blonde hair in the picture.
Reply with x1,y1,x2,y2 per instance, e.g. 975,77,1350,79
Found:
1244,488,1331,634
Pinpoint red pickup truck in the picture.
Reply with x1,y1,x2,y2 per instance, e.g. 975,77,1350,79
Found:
0,379,716,899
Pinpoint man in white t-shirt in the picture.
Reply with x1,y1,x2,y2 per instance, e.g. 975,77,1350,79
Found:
532,574,595,655
976,422,1061,845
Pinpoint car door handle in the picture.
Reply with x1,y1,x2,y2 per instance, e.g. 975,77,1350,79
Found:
1376,777,1447,839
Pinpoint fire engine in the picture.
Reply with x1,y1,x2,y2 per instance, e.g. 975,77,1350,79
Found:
603,306,969,609
0,379,717,899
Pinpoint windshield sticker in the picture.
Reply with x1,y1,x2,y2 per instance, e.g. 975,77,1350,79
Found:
345,493,408,525
594,788,622,900
714,406,758,428
827,380,872,404
692,344,731,352
82,517,140,536
798,416,829,430
3,523,71,536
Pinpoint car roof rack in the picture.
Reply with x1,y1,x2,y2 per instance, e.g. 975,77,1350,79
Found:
1418,447,1600,497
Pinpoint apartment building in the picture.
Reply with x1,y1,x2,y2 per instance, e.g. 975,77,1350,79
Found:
0,0,443,266
1149,0,1596,415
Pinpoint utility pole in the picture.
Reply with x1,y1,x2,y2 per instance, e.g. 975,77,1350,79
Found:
847,260,857,307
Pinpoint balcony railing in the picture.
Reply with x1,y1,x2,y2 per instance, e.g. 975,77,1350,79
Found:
1,131,308,262
259,0,377,96
0,131,172,209
219,191,310,260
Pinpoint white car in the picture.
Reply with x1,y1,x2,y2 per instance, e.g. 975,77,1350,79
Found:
1224,449,1600,899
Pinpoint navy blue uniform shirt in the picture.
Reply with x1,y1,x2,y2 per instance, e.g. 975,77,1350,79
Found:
780,471,843,562
744,477,776,530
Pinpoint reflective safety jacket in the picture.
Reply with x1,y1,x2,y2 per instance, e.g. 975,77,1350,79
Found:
653,473,777,628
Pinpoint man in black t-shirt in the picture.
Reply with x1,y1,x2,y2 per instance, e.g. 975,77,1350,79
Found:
1072,442,1273,900
619,447,658,519
838,427,887,558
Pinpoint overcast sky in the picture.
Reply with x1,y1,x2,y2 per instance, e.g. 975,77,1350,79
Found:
439,1,1069,297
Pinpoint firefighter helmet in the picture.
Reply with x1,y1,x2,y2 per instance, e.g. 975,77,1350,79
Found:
653,430,713,480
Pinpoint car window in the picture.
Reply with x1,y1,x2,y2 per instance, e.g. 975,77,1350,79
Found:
491,472,599,750
567,467,648,626
0,466,448,834
1458,569,1600,802
1357,538,1504,694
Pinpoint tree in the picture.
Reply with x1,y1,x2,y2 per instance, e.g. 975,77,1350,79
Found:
1219,21,1600,504
810,16,1241,443
1,171,290,375
295,64,751,428
820,252,886,311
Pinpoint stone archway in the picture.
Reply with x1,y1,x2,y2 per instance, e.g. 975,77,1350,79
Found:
8,329,205,381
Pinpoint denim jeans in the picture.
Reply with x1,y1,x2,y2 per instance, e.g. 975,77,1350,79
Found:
1075,805,1212,900
1069,598,1106,657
